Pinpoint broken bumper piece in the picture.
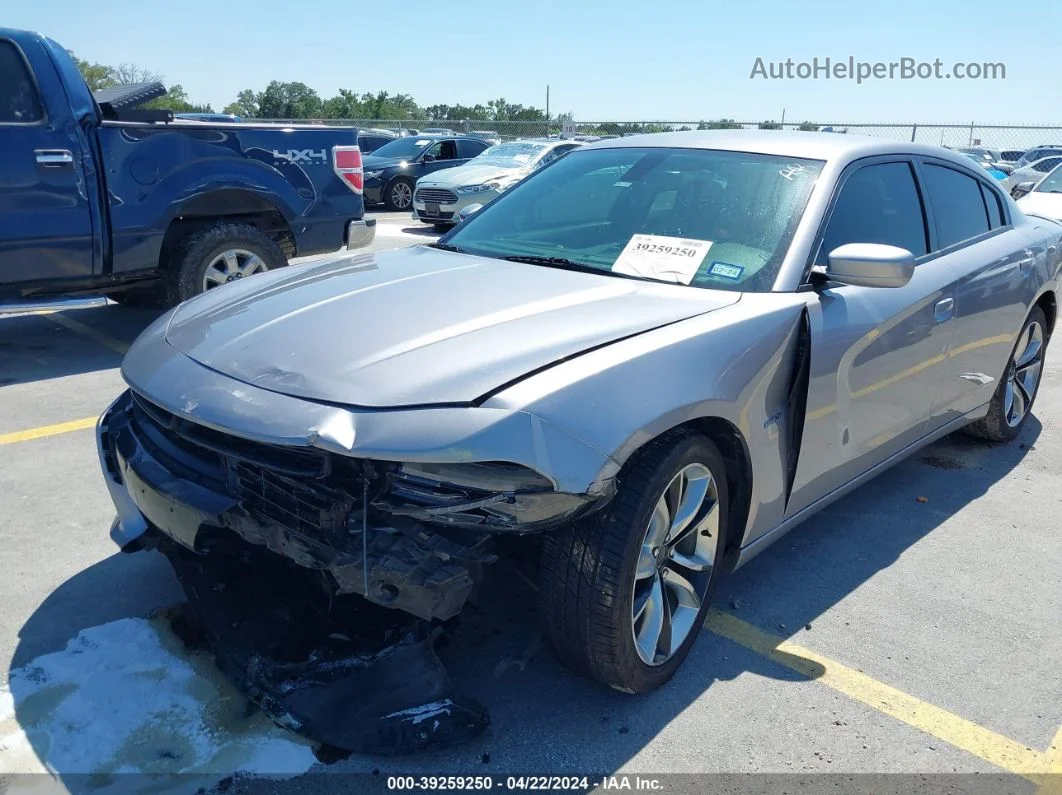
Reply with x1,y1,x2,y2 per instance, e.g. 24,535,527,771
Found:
162,538,489,754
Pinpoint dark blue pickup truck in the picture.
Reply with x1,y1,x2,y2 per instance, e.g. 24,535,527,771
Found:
0,29,375,310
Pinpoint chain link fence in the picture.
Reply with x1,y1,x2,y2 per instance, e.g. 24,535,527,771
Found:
259,118,1062,154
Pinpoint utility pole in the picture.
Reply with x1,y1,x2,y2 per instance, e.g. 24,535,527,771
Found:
780,108,786,127
546,85,550,136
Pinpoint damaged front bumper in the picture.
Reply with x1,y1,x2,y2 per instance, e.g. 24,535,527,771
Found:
98,388,603,622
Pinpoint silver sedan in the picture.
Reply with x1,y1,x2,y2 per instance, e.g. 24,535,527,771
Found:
97,132,1060,727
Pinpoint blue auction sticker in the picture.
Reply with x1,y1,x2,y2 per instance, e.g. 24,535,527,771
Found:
708,261,744,280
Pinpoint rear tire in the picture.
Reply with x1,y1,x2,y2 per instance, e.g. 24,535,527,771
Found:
538,429,729,693
167,223,287,305
964,306,1047,442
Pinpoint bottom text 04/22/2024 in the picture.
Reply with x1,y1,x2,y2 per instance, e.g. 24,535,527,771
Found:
386,775,664,791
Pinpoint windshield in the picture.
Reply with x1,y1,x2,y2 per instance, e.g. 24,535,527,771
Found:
444,147,823,292
368,137,434,160
1034,164,1062,193
472,141,551,169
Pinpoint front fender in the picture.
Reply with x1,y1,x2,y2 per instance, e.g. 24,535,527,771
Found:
483,294,811,545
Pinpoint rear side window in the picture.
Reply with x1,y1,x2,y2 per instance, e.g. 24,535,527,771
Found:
980,183,1005,229
1033,157,1062,173
0,40,44,123
820,162,928,260
921,164,991,249
457,138,488,159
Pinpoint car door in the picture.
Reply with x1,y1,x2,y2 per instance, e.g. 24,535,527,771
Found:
922,160,1046,418
787,159,958,514
419,139,466,177
0,37,95,286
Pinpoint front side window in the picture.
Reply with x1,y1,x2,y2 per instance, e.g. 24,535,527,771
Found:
0,40,44,124
424,140,457,160
1033,157,1062,173
921,164,991,249
444,147,824,293
819,162,928,260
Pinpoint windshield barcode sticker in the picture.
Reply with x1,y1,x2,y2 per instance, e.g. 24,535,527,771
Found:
612,234,713,284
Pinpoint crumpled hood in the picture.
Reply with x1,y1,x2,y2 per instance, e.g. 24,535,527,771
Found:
418,163,524,188
163,246,739,407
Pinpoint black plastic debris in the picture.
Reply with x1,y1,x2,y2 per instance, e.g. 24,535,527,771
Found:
159,534,489,755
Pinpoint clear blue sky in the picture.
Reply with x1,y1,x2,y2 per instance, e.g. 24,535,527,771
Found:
5,0,1058,124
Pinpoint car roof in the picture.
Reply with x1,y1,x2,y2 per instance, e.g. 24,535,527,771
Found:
582,129,981,164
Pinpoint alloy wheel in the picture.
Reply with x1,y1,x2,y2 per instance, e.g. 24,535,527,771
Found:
202,248,268,291
390,182,413,209
1005,320,1044,427
630,462,719,666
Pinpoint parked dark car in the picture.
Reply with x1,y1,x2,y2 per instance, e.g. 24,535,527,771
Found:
0,28,374,311
362,135,491,210
357,129,397,153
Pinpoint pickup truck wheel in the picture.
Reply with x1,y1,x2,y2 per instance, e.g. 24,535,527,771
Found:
538,430,729,694
168,223,287,304
385,178,414,211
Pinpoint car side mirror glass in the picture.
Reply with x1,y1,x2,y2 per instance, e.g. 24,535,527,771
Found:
825,243,915,288
459,203,484,222
1012,181,1035,199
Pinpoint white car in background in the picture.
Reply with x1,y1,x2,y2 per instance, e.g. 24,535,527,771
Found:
1015,162,1062,222
1004,155,1062,194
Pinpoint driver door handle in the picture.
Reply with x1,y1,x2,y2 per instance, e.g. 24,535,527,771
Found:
35,149,74,167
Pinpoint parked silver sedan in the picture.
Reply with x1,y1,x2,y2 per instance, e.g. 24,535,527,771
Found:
412,139,582,227
97,132,1059,719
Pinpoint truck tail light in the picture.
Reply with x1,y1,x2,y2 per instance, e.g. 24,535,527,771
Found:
332,145,363,194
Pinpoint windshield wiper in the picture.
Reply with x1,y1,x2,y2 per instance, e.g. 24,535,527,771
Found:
498,254,657,282
428,242,465,253
497,254,612,274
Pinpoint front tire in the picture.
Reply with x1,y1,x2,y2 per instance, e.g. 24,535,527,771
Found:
538,430,729,693
385,178,414,211
965,306,1047,442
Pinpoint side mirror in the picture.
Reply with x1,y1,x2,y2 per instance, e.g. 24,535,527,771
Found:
459,203,484,222
422,153,436,163
1011,181,1035,200
825,243,915,288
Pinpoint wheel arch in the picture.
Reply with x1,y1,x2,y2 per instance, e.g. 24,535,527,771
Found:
1035,289,1056,339
160,189,297,273
613,416,754,571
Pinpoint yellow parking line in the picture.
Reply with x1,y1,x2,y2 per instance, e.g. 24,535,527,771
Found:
0,417,97,445
45,313,129,355
1034,726,1062,792
705,609,1048,778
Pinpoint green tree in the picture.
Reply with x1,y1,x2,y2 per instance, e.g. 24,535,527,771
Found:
699,118,742,130
224,89,261,118
798,121,819,131
70,54,114,91
322,89,363,119
145,85,212,114
758,120,782,129
257,81,322,119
